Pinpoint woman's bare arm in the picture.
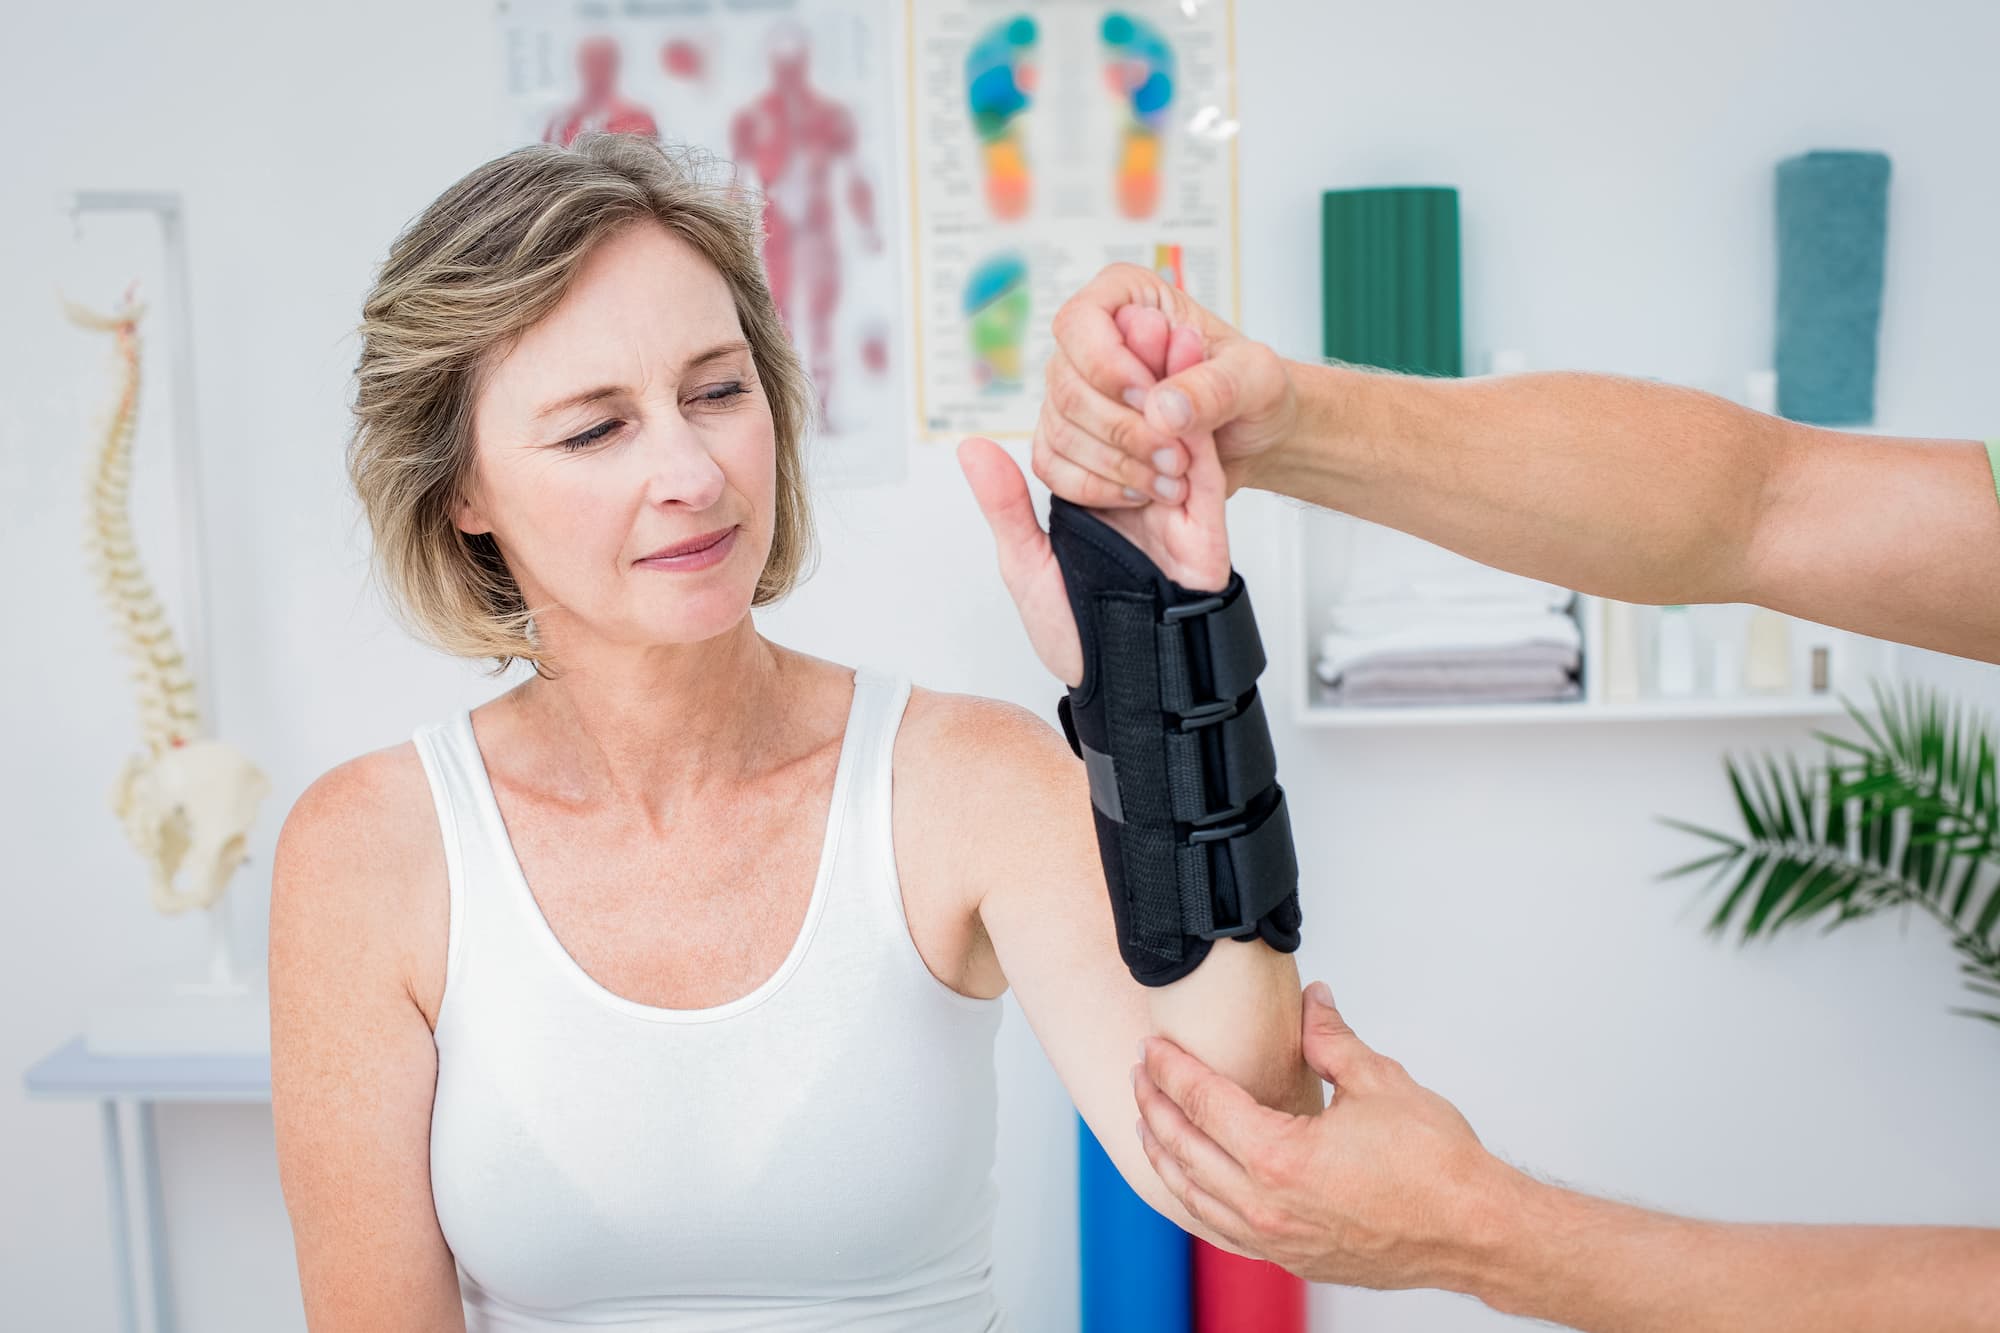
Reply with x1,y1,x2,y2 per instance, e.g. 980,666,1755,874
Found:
269,751,465,1332
896,691,1320,1251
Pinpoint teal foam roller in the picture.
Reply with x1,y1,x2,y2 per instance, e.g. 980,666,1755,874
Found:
1775,150,1891,425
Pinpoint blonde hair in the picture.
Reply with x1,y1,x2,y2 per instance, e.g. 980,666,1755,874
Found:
346,133,817,679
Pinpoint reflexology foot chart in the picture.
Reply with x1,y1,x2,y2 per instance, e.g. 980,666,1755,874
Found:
909,0,1238,439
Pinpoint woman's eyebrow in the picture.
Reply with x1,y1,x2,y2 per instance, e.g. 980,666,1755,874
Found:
530,341,753,421
681,339,752,374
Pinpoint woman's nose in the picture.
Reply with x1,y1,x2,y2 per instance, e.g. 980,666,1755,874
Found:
639,421,726,511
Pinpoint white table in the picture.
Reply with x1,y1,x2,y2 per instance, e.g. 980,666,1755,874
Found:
22,1037,272,1333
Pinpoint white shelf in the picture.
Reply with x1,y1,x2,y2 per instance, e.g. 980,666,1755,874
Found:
1296,692,1856,729
1277,500,1899,729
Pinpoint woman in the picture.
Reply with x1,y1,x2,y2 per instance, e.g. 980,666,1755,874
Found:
270,132,1314,1331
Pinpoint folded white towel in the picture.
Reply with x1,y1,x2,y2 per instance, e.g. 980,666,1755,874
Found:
1317,611,1582,682
1327,595,1574,638
1334,521,1575,610
1322,675,1584,707
1317,658,1577,692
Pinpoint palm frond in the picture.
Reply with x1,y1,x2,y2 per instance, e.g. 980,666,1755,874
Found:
1665,679,2000,1031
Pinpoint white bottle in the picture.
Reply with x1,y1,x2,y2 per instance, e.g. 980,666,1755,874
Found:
1656,605,1695,697
1746,609,1791,693
1745,369,1779,416
1711,638,1743,698
1603,600,1641,703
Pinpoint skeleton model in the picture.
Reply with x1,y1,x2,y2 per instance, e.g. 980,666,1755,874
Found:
67,288,269,920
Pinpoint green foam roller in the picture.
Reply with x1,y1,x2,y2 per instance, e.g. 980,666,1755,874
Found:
1321,186,1462,378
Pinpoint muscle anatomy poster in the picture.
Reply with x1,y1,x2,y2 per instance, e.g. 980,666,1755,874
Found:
499,0,909,483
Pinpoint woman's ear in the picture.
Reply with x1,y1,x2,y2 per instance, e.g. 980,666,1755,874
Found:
454,498,492,536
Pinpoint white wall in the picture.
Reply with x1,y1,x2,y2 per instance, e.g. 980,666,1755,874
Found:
4,2,1997,1330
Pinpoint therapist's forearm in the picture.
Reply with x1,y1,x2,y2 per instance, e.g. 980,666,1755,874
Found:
1466,1169,2000,1333
1248,365,1780,605
1242,363,2000,662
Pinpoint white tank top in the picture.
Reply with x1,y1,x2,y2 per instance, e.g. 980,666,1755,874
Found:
409,667,1008,1331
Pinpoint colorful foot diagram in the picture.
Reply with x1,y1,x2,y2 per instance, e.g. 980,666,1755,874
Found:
964,253,1031,391
965,16,1038,220
1100,12,1175,220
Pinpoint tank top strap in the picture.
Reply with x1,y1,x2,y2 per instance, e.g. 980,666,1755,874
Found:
845,664,913,790
408,713,484,1012
832,665,912,889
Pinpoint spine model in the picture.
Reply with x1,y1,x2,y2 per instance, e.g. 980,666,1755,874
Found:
65,285,269,919
67,288,203,756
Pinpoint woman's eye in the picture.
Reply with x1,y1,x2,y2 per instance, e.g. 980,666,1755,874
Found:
558,420,620,451
695,381,748,404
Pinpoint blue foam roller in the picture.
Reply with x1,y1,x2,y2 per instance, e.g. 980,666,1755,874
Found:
1775,150,1891,425
1079,1114,1191,1332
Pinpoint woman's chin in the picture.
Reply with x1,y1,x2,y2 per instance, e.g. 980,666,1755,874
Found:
640,587,756,645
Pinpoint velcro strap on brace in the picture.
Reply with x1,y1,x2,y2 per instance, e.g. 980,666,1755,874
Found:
1048,496,1302,988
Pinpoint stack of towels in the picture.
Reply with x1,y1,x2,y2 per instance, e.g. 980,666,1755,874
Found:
1314,523,1582,707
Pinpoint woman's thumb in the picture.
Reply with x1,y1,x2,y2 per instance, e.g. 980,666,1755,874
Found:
957,437,1046,585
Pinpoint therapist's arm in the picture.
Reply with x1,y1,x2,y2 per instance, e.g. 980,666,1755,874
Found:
1133,985,2000,1333
1484,1177,2000,1333
1040,263,2000,664
1262,366,2000,664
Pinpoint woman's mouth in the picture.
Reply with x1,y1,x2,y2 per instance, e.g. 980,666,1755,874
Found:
634,525,737,572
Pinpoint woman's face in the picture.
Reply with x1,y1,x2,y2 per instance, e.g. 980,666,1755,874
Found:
460,220,777,653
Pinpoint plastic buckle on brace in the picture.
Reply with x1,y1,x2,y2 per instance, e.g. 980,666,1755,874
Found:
1187,819,1260,940
1175,699,1238,730
1161,593,1229,623
1164,588,1250,725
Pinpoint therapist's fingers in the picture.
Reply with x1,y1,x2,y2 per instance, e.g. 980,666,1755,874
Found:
1137,1116,1262,1254
1049,262,1182,398
1043,348,1188,493
1133,1060,1256,1201
1138,1035,1296,1167
1034,396,1163,503
1033,404,1158,510
1299,981,1389,1092
1140,339,1262,438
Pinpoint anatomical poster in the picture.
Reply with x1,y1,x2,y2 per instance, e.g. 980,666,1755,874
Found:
907,0,1239,439
498,0,908,485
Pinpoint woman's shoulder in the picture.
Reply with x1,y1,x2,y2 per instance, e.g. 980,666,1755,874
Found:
896,679,1086,811
280,738,439,866
888,680,1090,949
272,738,449,1015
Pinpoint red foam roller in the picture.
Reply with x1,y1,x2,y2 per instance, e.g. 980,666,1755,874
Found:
1193,1239,1306,1333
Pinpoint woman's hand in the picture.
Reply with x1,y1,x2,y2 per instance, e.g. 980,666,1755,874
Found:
960,307,1231,686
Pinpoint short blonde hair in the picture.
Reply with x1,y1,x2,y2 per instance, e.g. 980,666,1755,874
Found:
346,133,817,679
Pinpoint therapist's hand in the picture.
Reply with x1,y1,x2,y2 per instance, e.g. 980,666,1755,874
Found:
1134,981,1507,1291
961,308,1231,686
1040,263,1299,504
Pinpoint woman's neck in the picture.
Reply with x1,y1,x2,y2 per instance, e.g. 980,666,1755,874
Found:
503,616,795,811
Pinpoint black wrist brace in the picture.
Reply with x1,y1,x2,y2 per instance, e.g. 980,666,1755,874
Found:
1047,495,1302,987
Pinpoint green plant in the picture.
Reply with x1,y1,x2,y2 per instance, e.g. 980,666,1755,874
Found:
1662,680,2000,1029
